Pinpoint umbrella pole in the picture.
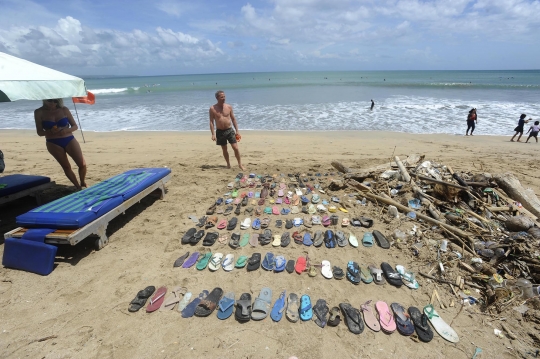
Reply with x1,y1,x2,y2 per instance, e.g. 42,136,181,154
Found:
72,101,86,143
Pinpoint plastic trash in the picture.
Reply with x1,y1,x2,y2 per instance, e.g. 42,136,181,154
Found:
440,240,448,252
381,170,399,180
393,229,406,241
390,189,399,196
471,257,483,264
408,198,422,209
493,329,504,338
407,212,416,219
516,278,535,299
388,205,399,218
477,249,495,258
361,197,367,206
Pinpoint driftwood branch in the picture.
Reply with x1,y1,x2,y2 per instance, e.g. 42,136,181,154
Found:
419,272,484,290
411,173,469,190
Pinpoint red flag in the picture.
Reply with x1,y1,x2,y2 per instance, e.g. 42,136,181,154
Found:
72,91,95,105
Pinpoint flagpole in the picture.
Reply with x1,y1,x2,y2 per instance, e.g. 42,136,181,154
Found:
72,100,86,143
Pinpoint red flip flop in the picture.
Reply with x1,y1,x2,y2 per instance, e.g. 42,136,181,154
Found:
295,255,307,274
217,219,227,230
146,286,167,313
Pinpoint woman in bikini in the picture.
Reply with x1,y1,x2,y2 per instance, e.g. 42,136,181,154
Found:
34,98,87,190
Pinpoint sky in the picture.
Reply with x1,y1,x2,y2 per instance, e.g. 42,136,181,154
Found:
0,0,539,76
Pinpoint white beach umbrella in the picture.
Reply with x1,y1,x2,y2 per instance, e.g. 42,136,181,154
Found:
0,52,87,102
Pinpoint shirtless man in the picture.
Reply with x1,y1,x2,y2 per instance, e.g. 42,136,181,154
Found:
209,90,245,170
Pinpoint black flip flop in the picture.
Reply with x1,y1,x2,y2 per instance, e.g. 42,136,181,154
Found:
327,307,341,327
408,306,434,342
275,220,283,228
259,229,272,245
359,216,374,228
313,299,329,328
229,232,240,249
194,287,224,317
285,259,295,273
173,252,190,267
373,230,390,249
181,228,196,244
339,303,364,334
128,286,156,312
197,216,207,228
333,266,345,280
381,262,403,287
227,217,238,230
234,204,242,215
391,303,415,336
203,232,218,246
235,293,252,322
247,253,261,271
285,219,293,229
281,232,290,247
191,230,205,244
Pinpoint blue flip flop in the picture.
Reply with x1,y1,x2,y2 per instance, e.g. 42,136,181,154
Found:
281,208,291,215
252,218,261,230
217,292,235,320
303,232,313,246
270,290,287,322
274,255,286,272
181,290,209,318
363,232,374,247
262,252,275,271
299,294,313,321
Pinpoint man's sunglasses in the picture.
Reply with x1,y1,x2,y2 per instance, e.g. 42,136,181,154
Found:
46,99,58,103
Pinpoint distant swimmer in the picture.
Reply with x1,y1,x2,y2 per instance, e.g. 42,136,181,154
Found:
370,99,375,110
465,108,477,136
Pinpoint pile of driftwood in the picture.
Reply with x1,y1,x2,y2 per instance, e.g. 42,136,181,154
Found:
331,154,540,313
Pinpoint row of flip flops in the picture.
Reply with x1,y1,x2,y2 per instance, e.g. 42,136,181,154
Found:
128,285,458,343
181,227,390,248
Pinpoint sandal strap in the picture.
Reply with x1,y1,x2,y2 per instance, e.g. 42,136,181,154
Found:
424,304,439,320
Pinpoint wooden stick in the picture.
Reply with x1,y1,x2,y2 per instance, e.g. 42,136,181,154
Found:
419,271,485,290
434,289,446,309
411,173,469,190
394,156,411,183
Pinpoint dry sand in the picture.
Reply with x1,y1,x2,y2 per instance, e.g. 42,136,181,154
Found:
1,129,539,359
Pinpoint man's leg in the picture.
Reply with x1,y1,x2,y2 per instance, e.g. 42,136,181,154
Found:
230,142,245,171
221,145,231,168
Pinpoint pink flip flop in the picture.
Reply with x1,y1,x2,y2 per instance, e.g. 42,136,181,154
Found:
217,219,227,230
146,286,167,313
375,301,396,333
272,206,279,215
361,300,381,332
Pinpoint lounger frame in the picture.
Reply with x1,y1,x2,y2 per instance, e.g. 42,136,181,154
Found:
0,182,56,206
4,174,170,250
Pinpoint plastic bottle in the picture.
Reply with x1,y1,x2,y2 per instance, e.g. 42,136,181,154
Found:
361,197,367,206
440,240,448,252
516,278,534,299
388,205,399,218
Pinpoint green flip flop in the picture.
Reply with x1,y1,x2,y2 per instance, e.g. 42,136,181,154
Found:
240,233,250,247
196,252,212,270
235,255,248,268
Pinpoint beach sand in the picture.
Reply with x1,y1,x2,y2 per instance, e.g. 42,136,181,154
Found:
1,129,539,359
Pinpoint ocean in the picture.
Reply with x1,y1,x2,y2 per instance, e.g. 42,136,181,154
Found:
1,70,539,135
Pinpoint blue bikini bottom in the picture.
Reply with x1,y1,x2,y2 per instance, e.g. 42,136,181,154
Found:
46,135,74,150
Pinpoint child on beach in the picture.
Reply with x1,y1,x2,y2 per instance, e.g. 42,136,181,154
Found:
525,120,539,143
510,114,528,142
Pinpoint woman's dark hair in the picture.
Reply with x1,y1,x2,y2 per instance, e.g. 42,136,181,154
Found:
469,108,476,113
535,121,539,125
520,114,527,119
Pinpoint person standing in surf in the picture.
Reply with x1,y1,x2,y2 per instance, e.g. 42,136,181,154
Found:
370,99,375,110
209,90,245,170
466,108,477,136
510,114,528,142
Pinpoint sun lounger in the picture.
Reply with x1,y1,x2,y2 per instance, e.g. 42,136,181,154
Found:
3,168,171,275
0,174,55,206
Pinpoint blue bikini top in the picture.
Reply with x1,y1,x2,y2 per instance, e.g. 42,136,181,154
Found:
43,117,69,130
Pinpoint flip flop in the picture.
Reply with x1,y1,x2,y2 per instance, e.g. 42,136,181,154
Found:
299,295,313,321
227,217,238,230
313,230,323,247
197,216,207,228
274,255,286,272
333,266,345,280
285,219,293,228
336,231,346,247
324,230,336,248
270,290,287,322
341,218,350,227
295,255,307,274
327,307,341,327
173,252,190,267
181,228,196,244
303,232,313,246
247,253,261,271
235,293,252,323
182,252,199,268
259,229,272,245
285,259,295,273
195,287,224,317
368,264,386,285
191,230,205,244
240,217,251,229
381,262,403,287
229,233,241,249
360,266,373,283
359,216,373,228
322,215,331,226
177,292,192,312
339,207,348,213
391,303,415,336
217,219,227,230
222,254,235,271
373,230,390,249
311,299,328,328
252,287,272,321
348,233,358,247
375,301,396,333
235,255,248,268
347,261,361,284
396,265,420,289
339,303,364,334
203,232,218,246
218,234,228,244
240,233,250,247
361,300,381,332
249,233,259,247
262,252,275,271
146,286,167,313
208,253,224,271
286,293,300,322
252,218,261,230
196,252,212,270
351,218,362,227
272,206,280,215
362,232,374,247
128,286,155,312
281,232,290,247
408,307,434,342
423,304,459,343
272,234,281,247
182,290,209,318
216,292,236,320
205,216,218,229
308,204,316,214
293,231,303,245
321,260,333,279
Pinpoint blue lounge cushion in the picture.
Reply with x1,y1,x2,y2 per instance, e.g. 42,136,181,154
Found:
0,174,50,197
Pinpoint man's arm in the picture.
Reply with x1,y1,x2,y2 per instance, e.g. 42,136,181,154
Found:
209,108,216,141
230,106,240,135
